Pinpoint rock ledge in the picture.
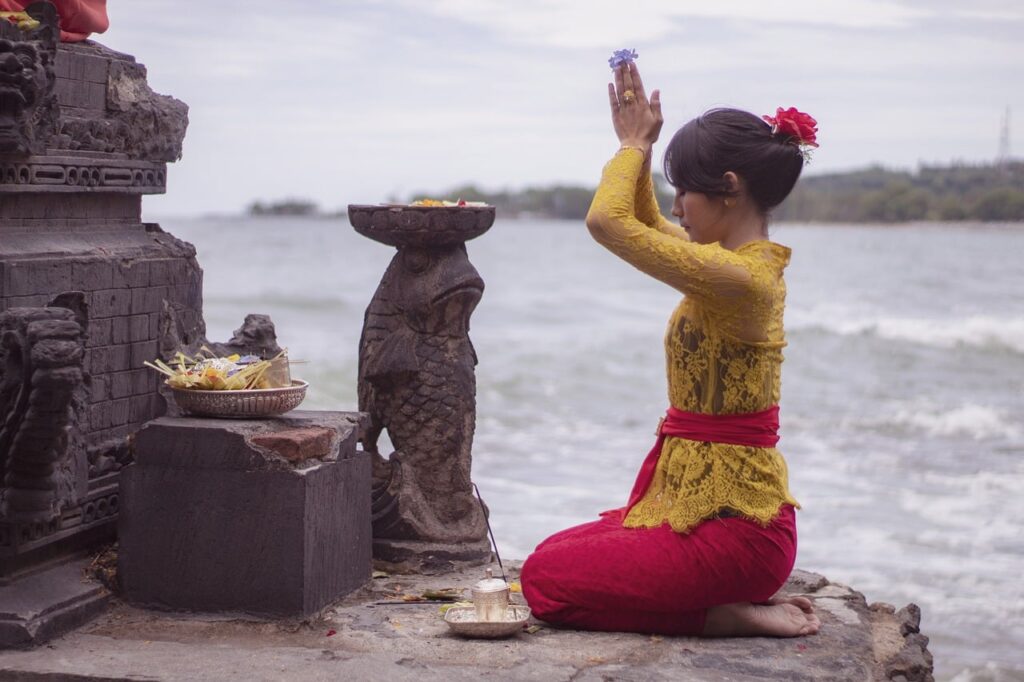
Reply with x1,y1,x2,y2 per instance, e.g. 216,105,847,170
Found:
0,563,934,681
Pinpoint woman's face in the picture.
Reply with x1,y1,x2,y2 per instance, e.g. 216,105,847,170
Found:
671,188,728,244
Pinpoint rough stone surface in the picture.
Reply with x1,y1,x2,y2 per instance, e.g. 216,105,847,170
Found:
353,206,494,571
0,4,186,164
0,565,934,681
204,313,283,360
118,412,372,618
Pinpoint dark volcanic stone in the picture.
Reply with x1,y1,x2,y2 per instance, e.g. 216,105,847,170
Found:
896,602,922,635
118,411,372,618
0,558,109,649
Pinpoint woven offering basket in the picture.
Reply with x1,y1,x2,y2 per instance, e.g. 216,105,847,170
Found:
169,380,308,418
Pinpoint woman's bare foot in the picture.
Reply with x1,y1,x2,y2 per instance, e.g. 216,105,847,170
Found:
702,596,820,637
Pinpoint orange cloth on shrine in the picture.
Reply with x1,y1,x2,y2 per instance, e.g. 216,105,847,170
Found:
0,0,108,41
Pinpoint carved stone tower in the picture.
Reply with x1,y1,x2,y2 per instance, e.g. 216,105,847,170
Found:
0,3,201,584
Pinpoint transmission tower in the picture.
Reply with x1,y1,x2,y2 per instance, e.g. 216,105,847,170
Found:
997,106,1010,168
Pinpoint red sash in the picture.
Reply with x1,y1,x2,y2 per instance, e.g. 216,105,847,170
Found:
625,405,780,512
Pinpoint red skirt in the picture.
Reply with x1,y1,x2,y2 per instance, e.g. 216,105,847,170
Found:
520,405,794,636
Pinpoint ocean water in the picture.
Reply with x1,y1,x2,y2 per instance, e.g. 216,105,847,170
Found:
159,215,1024,681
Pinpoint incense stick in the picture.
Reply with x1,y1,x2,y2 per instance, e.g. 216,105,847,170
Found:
473,483,505,583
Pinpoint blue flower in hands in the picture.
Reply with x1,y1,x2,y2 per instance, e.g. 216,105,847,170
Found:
608,48,638,69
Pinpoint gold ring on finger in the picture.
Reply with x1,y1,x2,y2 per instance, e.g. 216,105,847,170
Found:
622,89,636,104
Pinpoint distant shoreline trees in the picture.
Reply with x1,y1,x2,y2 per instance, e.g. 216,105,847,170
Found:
408,161,1024,223
247,199,319,217
247,161,1024,223
773,161,1024,222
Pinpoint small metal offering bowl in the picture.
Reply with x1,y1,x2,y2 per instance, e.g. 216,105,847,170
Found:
169,380,308,418
443,605,531,639
348,204,495,248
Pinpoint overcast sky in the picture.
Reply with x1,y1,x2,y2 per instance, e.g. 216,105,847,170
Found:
99,0,1024,216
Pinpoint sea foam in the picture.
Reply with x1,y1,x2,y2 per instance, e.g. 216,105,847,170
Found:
789,310,1024,354
887,403,1022,440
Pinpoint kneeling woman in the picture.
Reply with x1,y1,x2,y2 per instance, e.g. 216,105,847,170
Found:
521,62,820,638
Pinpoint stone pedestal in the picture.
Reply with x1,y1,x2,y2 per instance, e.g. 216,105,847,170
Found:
118,411,371,618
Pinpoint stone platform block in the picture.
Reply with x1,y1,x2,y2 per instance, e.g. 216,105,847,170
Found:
0,557,110,649
118,411,371,618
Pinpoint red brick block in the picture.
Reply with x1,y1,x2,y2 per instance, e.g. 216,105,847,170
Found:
251,428,334,463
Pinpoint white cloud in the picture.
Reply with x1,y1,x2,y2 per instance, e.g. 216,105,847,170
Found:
99,1,1024,215
403,0,930,49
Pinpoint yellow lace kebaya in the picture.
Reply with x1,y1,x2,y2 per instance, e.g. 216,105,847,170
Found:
586,147,800,533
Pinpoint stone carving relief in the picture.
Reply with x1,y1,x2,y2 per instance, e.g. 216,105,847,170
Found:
46,59,188,162
0,157,167,190
0,2,59,157
0,293,86,522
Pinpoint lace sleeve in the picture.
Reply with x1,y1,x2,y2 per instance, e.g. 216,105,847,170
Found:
634,156,689,240
586,148,757,301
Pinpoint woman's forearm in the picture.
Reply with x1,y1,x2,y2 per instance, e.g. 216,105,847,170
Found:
585,148,754,299
586,147,648,239
633,151,691,241
633,152,663,228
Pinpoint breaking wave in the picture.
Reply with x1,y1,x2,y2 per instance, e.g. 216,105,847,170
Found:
884,403,1022,441
789,311,1024,354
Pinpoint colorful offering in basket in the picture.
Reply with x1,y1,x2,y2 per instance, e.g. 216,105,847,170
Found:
1,11,40,30
144,348,290,391
410,198,490,207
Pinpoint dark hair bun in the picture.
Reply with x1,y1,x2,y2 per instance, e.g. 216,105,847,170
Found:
663,108,804,213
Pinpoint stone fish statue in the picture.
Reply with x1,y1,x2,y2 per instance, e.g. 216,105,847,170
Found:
354,205,495,569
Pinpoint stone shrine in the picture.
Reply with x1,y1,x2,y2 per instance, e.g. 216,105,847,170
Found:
1,5,376,645
0,3,198,584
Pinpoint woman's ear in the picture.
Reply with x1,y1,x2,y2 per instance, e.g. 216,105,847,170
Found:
722,171,742,195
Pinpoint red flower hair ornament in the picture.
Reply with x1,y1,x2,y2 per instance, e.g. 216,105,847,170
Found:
763,107,819,161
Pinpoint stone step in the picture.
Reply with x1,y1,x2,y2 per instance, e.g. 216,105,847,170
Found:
0,558,110,650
